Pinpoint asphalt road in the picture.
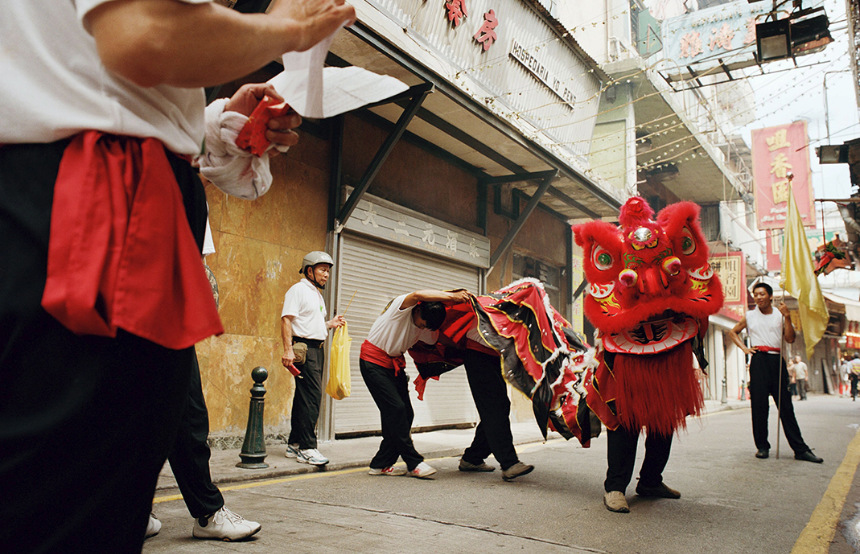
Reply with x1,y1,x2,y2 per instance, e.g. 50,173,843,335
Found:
145,394,860,553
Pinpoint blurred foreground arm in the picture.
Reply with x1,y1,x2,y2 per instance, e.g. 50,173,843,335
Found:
86,0,356,88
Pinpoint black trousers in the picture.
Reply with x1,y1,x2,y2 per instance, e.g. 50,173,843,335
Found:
0,141,195,552
360,359,424,470
288,342,324,450
749,352,809,453
168,351,224,518
461,349,519,470
605,426,672,494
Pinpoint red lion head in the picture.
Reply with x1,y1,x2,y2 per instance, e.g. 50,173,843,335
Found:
573,197,723,354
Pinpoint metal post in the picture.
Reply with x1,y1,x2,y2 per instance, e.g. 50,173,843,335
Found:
237,366,269,469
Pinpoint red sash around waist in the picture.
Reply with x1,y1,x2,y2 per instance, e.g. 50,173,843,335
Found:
755,346,781,353
360,340,406,375
41,131,223,350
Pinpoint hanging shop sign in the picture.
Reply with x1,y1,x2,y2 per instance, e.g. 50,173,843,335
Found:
342,192,491,268
710,250,745,321
509,39,576,109
661,0,773,74
751,121,815,230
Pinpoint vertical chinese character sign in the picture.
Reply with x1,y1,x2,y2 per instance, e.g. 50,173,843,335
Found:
709,251,746,321
751,121,815,230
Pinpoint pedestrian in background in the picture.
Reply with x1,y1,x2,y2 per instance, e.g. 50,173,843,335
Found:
281,252,346,466
793,355,809,401
850,354,860,401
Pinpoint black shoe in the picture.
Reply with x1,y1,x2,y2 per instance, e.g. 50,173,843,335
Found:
795,450,823,463
635,482,681,499
755,449,769,459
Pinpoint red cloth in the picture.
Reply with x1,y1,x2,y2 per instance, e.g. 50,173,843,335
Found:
756,346,781,353
359,340,406,375
234,95,292,157
41,131,223,350
586,341,703,435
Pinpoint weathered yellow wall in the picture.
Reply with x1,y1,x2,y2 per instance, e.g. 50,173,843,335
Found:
199,131,332,435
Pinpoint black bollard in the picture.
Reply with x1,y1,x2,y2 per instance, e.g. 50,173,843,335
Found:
237,366,269,469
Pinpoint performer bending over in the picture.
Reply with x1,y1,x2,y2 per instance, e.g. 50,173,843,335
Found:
360,290,471,478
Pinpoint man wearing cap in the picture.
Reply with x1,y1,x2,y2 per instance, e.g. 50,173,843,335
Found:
280,251,345,465
729,282,822,463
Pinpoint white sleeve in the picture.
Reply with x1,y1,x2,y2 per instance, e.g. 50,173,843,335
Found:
281,286,302,319
75,0,213,30
196,98,274,200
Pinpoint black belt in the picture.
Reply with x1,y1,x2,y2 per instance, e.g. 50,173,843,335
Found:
294,337,324,348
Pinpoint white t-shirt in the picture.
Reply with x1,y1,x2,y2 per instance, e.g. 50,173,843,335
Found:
366,294,438,357
793,361,808,380
1,0,211,156
746,307,783,353
281,279,328,341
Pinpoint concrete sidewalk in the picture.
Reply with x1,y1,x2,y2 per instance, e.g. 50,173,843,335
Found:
155,398,748,491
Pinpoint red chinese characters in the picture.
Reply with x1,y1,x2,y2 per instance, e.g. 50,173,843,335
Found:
446,0,467,27
473,9,498,51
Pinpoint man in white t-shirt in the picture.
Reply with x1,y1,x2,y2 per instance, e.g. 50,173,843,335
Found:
729,283,821,463
281,252,345,466
359,290,472,478
0,1,355,551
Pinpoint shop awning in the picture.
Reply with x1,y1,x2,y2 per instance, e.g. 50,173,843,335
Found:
824,292,860,322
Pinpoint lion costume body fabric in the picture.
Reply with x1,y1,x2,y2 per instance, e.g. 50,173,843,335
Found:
409,278,592,443
573,197,724,437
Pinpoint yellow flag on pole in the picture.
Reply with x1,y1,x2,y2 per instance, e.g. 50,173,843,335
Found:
779,188,828,360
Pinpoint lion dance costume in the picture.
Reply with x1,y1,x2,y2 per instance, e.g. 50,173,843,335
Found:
573,196,723,509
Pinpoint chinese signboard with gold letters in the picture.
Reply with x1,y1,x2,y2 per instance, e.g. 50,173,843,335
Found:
751,121,815,230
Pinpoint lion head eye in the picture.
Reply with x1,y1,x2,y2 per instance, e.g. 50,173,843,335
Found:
680,227,696,255
592,245,613,270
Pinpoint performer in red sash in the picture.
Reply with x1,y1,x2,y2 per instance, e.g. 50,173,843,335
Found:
573,197,724,513
0,1,354,550
360,290,472,479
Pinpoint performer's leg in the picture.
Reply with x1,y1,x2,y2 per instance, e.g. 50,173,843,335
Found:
168,350,225,519
392,368,424,470
638,432,673,488
748,354,770,451
288,346,324,450
775,360,811,454
0,142,191,552
463,350,518,469
462,422,492,465
605,426,639,494
360,360,423,470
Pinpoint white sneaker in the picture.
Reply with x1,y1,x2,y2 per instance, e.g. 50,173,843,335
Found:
368,466,407,476
285,443,300,458
409,462,437,479
192,506,261,541
145,513,161,539
296,448,329,466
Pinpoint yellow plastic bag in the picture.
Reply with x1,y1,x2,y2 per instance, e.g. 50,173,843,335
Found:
326,323,352,399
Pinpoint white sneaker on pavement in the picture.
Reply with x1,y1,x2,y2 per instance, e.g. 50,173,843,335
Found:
192,506,261,541
145,513,161,539
409,462,437,479
285,443,300,458
368,466,407,476
296,448,329,466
